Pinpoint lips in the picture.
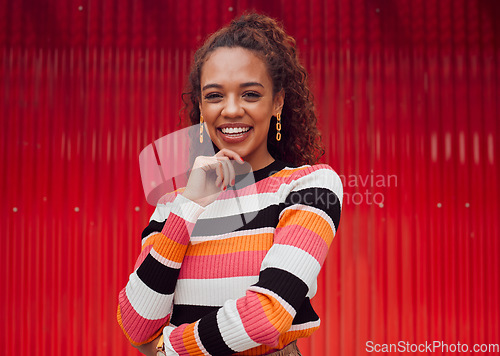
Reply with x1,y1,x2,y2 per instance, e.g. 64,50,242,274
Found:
216,124,253,144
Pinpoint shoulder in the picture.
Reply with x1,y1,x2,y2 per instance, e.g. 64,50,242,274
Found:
276,163,343,230
277,163,343,203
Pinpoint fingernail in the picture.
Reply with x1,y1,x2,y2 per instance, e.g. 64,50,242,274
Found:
231,179,235,186
223,186,227,191
239,157,244,162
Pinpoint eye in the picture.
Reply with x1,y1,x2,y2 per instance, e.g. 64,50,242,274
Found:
243,91,262,101
204,93,223,101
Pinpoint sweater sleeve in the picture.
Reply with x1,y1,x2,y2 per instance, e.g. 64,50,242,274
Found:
117,193,206,345
162,165,343,355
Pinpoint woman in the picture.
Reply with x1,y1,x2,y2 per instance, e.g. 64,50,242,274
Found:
118,13,343,356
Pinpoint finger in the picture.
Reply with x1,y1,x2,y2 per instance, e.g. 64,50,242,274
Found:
226,157,236,186
215,161,223,187
223,159,234,188
201,159,223,188
198,156,223,172
216,148,245,164
218,157,230,189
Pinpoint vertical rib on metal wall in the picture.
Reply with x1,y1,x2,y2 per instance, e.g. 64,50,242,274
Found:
1,1,498,355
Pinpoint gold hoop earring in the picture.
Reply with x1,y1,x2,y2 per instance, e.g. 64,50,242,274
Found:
276,113,282,141
200,114,204,143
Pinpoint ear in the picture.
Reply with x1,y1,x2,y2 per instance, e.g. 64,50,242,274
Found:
273,89,285,114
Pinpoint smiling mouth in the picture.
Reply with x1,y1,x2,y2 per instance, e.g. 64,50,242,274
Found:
219,127,252,135
217,126,253,143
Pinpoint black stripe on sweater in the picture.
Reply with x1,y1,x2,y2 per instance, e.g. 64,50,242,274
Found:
136,255,179,295
198,311,235,356
191,204,280,237
170,304,220,325
292,298,320,324
253,267,309,312
141,220,166,240
283,187,341,231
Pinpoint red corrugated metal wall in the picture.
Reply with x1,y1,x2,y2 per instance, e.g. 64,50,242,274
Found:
1,0,499,355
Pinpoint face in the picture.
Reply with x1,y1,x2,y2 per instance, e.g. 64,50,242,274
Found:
199,47,284,170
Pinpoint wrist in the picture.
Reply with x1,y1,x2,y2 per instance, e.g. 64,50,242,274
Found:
180,191,208,208
155,334,165,355
160,326,177,355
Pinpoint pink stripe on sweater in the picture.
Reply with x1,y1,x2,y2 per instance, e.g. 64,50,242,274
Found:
274,224,329,263
217,164,330,200
160,213,194,244
178,250,267,279
237,292,280,346
169,324,189,355
134,245,153,270
118,288,169,343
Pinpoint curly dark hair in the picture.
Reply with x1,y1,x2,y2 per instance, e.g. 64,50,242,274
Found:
181,12,324,166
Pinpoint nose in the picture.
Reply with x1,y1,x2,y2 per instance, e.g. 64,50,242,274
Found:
221,94,244,118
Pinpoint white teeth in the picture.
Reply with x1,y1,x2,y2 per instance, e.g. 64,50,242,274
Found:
221,127,250,134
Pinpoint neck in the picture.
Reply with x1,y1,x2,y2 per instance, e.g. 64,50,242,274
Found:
245,152,275,171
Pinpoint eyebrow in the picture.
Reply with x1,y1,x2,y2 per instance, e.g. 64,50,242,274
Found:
202,82,264,91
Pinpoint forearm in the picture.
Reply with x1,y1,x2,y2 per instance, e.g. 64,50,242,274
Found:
118,194,206,345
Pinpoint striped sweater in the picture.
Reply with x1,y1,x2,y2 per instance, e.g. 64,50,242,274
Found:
117,160,343,355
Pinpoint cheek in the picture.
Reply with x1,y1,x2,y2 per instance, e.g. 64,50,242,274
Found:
201,108,218,138
256,115,273,132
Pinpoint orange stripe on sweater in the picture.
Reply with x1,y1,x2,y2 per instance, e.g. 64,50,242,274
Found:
182,322,203,355
141,233,157,251
277,209,334,246
152,234,189,263
186,233,273,256
269,166,309,178
116,305,165,346
257,293,294,334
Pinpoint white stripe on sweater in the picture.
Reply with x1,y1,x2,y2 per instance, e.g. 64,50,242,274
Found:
174,276,259,306
260,244,322,288
287,320,321,331
190,227,275,244
150,248,183,269
217,299,261,352
126,272,173,320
